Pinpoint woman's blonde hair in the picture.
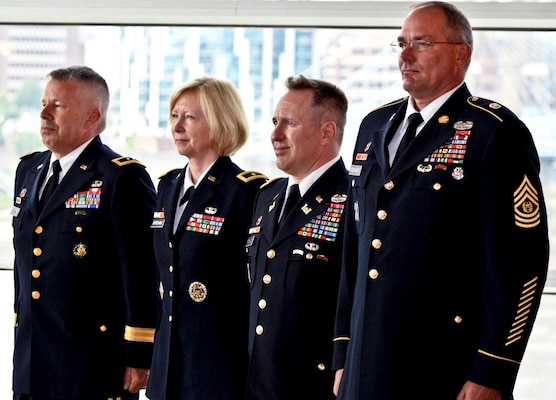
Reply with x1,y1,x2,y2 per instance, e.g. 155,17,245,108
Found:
169,77,249,156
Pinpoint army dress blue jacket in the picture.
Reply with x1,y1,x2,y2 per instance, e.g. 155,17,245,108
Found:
245,159,348,400
146,156,267,400
12,136,158,399
333,84,549,399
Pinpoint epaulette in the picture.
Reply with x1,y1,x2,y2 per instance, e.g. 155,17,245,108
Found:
19,151,40,160
159,168,182,180
369,97,407,114
467,96,504,122
111,156,145,167
236,170,268,183
260,177,284,190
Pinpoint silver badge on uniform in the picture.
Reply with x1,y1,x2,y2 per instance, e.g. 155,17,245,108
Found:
349,165,362,177
453,121,473,130
331,194,347,203
417,164,433,173
205,206,217,215
305,242,320,251
452,167,465,180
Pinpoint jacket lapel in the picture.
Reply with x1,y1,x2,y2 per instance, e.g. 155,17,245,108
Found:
261,181,287,244
272,160,347,245
368,99,407,173
38,140,99,219
164,168,184,234
174,157,229,234
27,153,50,217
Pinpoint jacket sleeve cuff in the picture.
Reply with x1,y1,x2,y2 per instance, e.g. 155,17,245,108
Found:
124,325,155,368
468,349,521,393
332,336,350,371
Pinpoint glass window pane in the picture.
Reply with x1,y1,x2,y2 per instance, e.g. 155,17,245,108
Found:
0,24,554,398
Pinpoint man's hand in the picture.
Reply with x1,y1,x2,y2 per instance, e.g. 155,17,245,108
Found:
333,368,344,396
123,367,150,393
456,380,502,400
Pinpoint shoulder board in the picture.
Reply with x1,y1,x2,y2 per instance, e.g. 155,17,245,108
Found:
19,151,41,160
111,156,145,167
466,96,504,122
159,168,182,180
369,97,407,114
236,170,268,183
260,177,285,190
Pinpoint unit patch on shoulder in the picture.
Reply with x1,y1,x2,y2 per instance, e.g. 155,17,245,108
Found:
236,170,268,183
513,175,541,229
112,156,145,167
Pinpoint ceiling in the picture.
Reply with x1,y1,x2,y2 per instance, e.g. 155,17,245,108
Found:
0,0,555,30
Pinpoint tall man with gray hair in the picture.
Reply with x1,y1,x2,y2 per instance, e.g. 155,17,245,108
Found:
333,3,549,399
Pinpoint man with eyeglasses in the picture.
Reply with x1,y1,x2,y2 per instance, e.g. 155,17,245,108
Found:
332,2,548,400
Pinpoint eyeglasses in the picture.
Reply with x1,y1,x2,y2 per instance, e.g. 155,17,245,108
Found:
390,40,465,53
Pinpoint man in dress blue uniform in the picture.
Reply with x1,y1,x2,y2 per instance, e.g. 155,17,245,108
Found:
333,3,549,400
12,66,158,400
245,75,349,400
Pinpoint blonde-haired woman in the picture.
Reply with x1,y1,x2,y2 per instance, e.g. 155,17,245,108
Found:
146,77,267,400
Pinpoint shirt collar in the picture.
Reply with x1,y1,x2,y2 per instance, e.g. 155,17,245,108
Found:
287,155,340,197
49,137,95,181
407,82,464,125
183,158,218,190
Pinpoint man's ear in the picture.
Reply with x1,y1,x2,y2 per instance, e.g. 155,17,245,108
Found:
320,120,338,144
84,108,101,129
456,43,472,66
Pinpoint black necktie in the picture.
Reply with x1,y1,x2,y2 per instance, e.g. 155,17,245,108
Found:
179,185,194,206
40,159,61,208
393,112,423,165
280,184,301,224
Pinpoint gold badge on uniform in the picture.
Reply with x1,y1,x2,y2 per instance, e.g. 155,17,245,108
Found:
514,175,541,229
301,204,312,215
189,281,208,302
438,115,449,124
73,243,88,258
